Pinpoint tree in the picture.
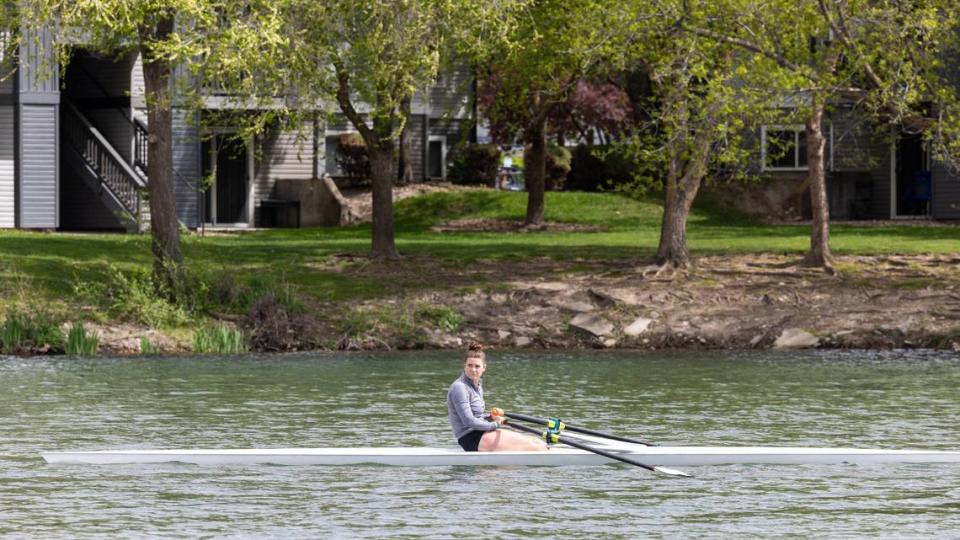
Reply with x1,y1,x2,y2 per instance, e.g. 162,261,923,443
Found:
23,0,221,296
549,79,636,146
689,0,960,272
614,1,776,270
479,0,629,225
279,0,515,259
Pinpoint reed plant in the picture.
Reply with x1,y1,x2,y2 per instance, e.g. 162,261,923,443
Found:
193,325,248,355
140,337,159,355
66,322,98,356
0,308,64,354
0,312,24,354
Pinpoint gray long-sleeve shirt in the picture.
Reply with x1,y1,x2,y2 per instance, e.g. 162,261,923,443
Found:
447,373,499,440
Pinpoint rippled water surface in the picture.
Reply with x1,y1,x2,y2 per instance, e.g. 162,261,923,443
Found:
2,349,960,538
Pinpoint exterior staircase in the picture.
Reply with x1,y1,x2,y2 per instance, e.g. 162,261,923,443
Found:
61,96,149,232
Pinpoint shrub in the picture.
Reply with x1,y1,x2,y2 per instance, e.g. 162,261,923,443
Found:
66,322,98,356
545,144,572,191
204,272,304,316
193,325,248,355
415,305,465,332
247,293,310,351
448,144,501,185
567,144,638,192
0,308,65,354
74,266,192,328
335,133,370,184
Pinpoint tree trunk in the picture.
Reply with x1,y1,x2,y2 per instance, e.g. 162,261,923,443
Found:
524,119,547,225
655,174,700,268
397,97,414,185
801,97,833,270
333,65,400,260
139,17,186,298
368,141,400,259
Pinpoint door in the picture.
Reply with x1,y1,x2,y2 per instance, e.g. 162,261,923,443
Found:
427,138,444,179
202,134,249,224
895,132,931,217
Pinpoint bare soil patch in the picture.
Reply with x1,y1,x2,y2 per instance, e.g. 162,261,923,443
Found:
340,182,481,222
431,218,607,233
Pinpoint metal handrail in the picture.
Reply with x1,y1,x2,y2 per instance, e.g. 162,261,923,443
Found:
62,97,146,217
133,116,149,174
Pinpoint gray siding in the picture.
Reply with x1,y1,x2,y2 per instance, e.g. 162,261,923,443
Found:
131,54,145,106
408,115,425,181
255,125,315,201
0,30,14,95
428,65,472,119
18,27,58,98
173,109,201,227
931,161,960,218
18,105,58,228
0,105,12,227
17,25,59,228
829,112,891,218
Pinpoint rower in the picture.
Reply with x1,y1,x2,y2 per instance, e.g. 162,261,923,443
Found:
446,343,547,452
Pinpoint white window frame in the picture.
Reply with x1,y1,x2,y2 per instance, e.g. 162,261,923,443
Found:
761,125,807,171
761,124,835,172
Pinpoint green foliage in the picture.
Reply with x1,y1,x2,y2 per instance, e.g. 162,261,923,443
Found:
66,322,98,356
140,337,159,355
74,266,191,328
204,272,303,316
545,144,571,191
415,305,465,332
0,313,24,354
193,325,248,355
448,144,501,185
568,144,639,192
335,303,465,348
0,308,65,354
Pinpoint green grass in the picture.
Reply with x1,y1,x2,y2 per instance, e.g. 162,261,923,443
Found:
1,190,958,327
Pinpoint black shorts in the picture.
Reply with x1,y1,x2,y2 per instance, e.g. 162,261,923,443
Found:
458,430,485,452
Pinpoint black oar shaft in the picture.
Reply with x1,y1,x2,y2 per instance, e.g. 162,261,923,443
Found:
506,421,662,473
505,412,654,446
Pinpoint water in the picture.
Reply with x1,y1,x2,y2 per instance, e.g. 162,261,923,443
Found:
1,349,959,538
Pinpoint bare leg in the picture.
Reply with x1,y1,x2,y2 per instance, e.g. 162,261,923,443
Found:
478,429,547,452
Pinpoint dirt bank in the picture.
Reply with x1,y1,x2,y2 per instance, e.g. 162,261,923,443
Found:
328,252,960,352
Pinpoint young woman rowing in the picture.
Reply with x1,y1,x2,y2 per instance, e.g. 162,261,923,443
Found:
446,343,546,452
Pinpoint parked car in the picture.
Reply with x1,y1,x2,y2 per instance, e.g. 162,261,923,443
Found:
495,166,525,192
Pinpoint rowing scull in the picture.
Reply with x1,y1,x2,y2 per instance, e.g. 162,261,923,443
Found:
41,445,960,467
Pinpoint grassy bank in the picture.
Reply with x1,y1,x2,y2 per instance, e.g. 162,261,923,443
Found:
1,189,958,352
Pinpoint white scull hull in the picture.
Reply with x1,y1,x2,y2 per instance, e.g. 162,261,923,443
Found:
41,445,960,467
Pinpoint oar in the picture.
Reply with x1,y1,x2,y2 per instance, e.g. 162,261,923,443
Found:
504,420,691,477
503,411,656,446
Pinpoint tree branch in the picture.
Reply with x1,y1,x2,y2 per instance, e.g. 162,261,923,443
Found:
334,60,373,143
685,26,816,82
816,0,884,90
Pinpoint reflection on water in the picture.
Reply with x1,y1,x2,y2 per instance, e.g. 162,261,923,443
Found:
1,349,959,537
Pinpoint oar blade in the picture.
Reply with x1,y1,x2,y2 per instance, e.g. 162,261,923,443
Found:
653,466,692,477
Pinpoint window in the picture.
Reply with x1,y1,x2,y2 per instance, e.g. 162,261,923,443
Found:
324,135,341,175
762,126,807,170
